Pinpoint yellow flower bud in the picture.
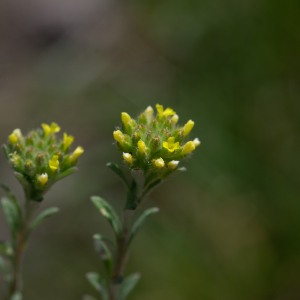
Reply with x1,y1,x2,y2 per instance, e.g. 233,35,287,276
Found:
122,112,132,128
113,130,124,143
42,122,61,137
71,146,84,161
172,114,179,124
37,173,48,185
49,155,59,170
63,133,74,150
153,158,165,168
145,106,154,118
182,141,196,155
193,138,201,147
8,129,22,145
138,139,147,153
123,152,133,164
183,120,194,136
156,104,176,118
167,160,179,169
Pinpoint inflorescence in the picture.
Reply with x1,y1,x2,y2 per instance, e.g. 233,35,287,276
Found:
113,104,200,178
3,122,84,201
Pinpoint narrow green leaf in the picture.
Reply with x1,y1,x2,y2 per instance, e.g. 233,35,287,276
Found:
1,197,20,240
28,207,59,234
91,196,121,238
93,234,114,246
107,163,129,187
83,295,99,300
125,179,137,210
2,144,10,160
127,207,159,248
93,235,113,275
118,273,140,300
0,241,14,257
0,184,22,220
86,272,108,300
10,292,22,300
0,255,11,283
53,167,77,182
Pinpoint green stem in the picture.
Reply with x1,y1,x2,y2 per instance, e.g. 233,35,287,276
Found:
109,209,135,300
8,200,38,299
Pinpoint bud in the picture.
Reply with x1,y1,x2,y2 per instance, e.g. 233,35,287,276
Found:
172,114,179,124
122,113,132,128
193,138,201,147
70,146,84,161
145,106,154,119
25,160,35,176
138,140,147,154
36,153,44,166
37,173,48,186
183,120,194,136
153,158,165,168
123,153,133,164
63,133,74,151
113,130,124,143
167,160,179,169
182,141,196,155
9,129,22,145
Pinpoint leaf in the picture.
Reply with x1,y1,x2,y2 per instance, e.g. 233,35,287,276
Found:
93,235,113,275
53,167,78,182
2,144,10,160
127,207,159,248
10,292,22,300
86,272,108,300
107,163,129,187
1,197,20,241
125,178,137,210
0,184,22,219
91,196,122,238
0,241,14,257
28,207,59,234
118,273,140,300
83,295,99,300
0,255,11,283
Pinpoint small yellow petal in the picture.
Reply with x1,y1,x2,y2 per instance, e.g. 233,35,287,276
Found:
42,123,51,137
138,139,146,153
168,161,179,169
63,133,74,150
193,138,201,147
183,120,194,135
123,152,133,164
37,173,48,185
156,104,164,117
172,114,179,124
49,155,59,170
164,108,176,117
154,158,165,168
50,122,61,133
113,130,124,143
163,137,180,152
121,112,132,127
182,141,196,155
71,146,84,160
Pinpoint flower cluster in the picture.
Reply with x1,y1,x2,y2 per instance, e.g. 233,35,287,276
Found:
3,123,84,201
113,104,200,178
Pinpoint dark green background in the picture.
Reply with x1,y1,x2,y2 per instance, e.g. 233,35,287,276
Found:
1,0,300,299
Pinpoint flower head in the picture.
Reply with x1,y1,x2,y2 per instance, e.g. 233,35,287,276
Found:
42,122,61,137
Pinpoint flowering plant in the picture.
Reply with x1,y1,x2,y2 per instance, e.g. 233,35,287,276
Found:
0,123,83,300
85,104,199,300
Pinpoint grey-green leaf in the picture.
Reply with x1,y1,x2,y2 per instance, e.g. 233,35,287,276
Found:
1,197,20,241
93,235,113,275
0,241,14,257
28,207,59,234
86,272,108,300
91,196,122,238
107,163,129,187
118,273,140,300
83,295,99,300
127,207,159,248
10,292,22,300
2,144,10,160
0,184,22,219
0,255,11,283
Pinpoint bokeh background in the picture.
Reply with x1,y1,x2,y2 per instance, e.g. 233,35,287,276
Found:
1,0,300,299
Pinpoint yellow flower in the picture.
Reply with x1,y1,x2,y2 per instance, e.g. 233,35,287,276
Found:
138,139,147,153
37,173,48,185
183,120,194,136
113,130,124,143
193,138,201,147
145,106,154,118
156,104,176,118
123,153,133,164
182,141,196,155
167,160,179,169
71,146,84,161
49,155,59,170
42,122,61,137
9,129,22,145
63,133,74,150
153,158,165,168
121,112,132,129
172,114,179,124
163,137,180,152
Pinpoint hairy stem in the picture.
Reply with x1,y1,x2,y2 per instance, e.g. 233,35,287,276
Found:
109,209,135,300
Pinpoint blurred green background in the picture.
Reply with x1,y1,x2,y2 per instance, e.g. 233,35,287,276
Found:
1,0,300,299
